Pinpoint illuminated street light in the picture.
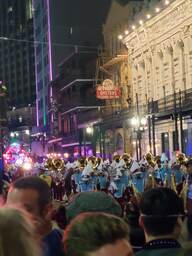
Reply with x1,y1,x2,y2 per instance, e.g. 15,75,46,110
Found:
25,129,30,135
86,126,93,134
10,132,14,138
146,14,151,19
140,117,147,126
132,25,136,30
131,117,139,126
155,7,160,13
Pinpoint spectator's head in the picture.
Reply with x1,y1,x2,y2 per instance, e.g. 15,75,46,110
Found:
7,176,52,219
139,188,184,241
66,191,122,222
64,212,133,256
0,207,40,256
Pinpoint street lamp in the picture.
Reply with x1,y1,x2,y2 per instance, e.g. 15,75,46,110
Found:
86,126,93,135
131,116,147,161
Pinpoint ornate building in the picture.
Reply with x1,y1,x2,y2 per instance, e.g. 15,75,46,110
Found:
123,0,192,157
95,0,145,157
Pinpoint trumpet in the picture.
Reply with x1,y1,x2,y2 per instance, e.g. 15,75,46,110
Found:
145,152,156,168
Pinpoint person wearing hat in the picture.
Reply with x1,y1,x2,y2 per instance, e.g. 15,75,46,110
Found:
130,161,146,194
66,191,122,222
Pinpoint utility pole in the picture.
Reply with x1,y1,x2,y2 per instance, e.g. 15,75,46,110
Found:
0,82,8,194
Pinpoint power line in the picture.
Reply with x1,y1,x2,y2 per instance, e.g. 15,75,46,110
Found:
0,36,100,50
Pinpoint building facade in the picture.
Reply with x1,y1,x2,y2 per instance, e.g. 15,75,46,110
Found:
0,0,35,108
95,0,148,157
123,0,192,158
48,47,104,159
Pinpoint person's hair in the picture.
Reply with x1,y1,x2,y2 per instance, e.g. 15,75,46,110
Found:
13,176,52,212
0,207,40,256
64,212,130,256
140,187,184,236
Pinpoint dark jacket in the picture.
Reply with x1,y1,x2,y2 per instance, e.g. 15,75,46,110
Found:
135,238,183,256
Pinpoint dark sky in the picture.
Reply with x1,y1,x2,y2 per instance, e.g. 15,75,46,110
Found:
62,0,111,28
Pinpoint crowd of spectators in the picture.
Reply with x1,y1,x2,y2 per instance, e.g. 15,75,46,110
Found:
2,176,192,256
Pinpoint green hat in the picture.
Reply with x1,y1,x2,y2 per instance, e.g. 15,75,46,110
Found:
66,191,122,221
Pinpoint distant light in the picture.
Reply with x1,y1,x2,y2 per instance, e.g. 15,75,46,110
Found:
131,117,139,126
118,34,123,40
10,132,14,138
140,117,147,126
23,162,32,171
132,25,136,30
25,129,30,135
86,126,93,134
165,0,169,5
139,20,143,25
155,7,160,13
18,116,22,123
15,132,19,137
64,153,69,159
146,14,151,19
124,30,129,35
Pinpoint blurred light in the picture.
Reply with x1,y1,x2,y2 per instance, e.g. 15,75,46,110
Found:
64,153,69,159
58,153,61,157
10,132,14,137
124,30,129,35
23,162,32,171
146,14,151,19
15,132,19,137
132,141,136,145
131,117,139,126
139,20,143,25
86,126,93,134
155,7,160,13
165,0,169,5
132,25,136,30
140,117,147,126
25,129,30,135
18,116,22,123
118,34,123,40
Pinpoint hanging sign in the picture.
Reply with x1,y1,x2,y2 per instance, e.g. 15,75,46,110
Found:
96,79,121,99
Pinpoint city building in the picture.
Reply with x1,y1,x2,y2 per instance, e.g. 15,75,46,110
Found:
32,0,110,134
123,0,192,158
48,47,104,158
0,0,35,108
94,0,148,157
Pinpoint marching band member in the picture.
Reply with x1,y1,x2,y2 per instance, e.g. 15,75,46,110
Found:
130,161,145,194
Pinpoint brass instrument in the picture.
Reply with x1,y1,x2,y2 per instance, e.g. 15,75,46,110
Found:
154,155,161,166
88,156,98,170
145,152,156,168
176,153,187,165
52,158,64,171
44,158,53,170
78,156,87,170
44,157,64,172
113,154,120,163
121,153,132,167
